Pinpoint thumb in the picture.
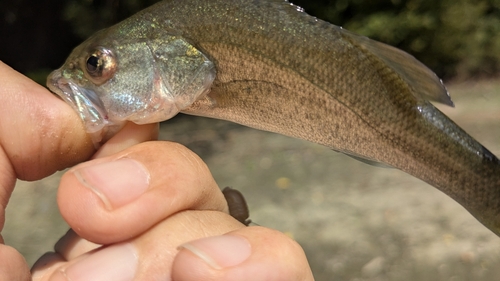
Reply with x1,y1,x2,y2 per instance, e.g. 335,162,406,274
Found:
172,226,314,281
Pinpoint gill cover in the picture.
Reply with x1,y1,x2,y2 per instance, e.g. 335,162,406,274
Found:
95,34,216,127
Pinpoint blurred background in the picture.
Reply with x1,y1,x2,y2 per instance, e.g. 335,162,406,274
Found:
1,1,500,280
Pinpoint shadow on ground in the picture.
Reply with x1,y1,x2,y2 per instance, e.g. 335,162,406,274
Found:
5,80,500,280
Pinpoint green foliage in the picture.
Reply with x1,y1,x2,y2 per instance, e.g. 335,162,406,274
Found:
63,0,161,39
293,0,500,79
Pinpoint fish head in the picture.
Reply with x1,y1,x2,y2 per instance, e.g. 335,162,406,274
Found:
47,25,216,143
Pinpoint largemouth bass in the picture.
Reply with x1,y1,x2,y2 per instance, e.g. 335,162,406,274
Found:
47,0,500,236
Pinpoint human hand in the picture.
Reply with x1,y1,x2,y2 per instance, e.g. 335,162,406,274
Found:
30,141,313,280
0,61,314,280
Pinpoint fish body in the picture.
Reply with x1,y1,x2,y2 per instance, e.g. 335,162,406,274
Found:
47,0,500,235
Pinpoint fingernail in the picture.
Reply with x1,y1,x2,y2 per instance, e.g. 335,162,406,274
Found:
180,235,251,269
73,158,150,209
62,243,138,281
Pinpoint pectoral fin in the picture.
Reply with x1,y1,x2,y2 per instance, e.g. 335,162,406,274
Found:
343,153,394,168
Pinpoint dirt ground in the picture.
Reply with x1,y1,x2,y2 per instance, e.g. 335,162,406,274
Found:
4,80,500,280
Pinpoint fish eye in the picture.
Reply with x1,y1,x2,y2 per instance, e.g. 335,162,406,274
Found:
86,55,99,73
84,47,117,85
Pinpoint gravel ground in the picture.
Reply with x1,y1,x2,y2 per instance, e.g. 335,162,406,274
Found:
4,80,500,280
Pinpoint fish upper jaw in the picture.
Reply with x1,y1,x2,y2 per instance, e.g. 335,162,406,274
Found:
47,69,116,144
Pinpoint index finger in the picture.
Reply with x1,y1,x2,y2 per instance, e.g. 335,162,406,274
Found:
0,62,97,238
0,62,95,182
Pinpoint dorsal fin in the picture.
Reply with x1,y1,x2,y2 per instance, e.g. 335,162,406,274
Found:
342,29,454,107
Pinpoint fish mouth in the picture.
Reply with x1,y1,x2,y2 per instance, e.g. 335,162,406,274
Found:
47,69,109,136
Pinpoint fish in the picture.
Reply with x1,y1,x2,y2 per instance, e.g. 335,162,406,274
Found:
47,0,500,236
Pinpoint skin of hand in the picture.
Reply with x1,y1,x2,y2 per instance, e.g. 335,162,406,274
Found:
0,61,313,281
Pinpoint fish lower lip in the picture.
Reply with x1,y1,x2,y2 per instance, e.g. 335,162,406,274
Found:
47,70,109,134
